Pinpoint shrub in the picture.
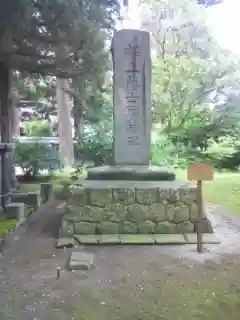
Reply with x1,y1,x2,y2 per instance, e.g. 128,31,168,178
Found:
151,134,178,166
15,141,60,179
151,133,206,168
205,136,240,170
75,125,113,166
23,120,52,136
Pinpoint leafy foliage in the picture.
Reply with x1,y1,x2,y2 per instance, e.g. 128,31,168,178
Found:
75,125,113,166
23,120,52,136
15,141,60,178
138,0,240,170
0,0,119,75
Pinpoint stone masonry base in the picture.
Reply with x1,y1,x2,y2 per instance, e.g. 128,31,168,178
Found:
59,180,213,236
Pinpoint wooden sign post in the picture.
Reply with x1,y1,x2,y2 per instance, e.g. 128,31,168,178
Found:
187,163,214,253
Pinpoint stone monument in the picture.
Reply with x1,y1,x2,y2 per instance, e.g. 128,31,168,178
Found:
113,29,151,165
59,29,213,240
87,29,175,181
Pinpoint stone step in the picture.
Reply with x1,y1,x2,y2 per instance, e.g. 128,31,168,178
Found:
56,233,220,247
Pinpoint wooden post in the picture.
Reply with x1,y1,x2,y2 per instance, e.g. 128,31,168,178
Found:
196,180,203,253
187,163,214,253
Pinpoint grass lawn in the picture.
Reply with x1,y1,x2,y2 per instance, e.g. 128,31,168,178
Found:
177,170,240,216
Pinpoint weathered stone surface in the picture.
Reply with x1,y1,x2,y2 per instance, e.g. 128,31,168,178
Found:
60,220,74,236
138,220,155,234
112,188,135,204
11,192,40,209
135,188,158,204
68,251,95,270
5,202,25,220
177,221,194,233
195,219,213,233
69,186,88,205
86,166,176,181
189,203,198,222
74,222,96,234
154,234,187,244
64,211,82,223
74,234,101,244
155,221,177,234
88,189,112,207
121,221,138,234
60,181,213,236
40,183,53,204
120,234,155,244
149,203,166,222
99,222,119,234
110,28,150,164
104,203,127,222
100,234,120,244
179,187,197,204
127,203,149,222
158,188,180,202
171,203,190,223
78,206,104,222
56,237,75,248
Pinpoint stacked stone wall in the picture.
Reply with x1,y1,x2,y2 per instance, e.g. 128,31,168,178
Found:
60,185,212,236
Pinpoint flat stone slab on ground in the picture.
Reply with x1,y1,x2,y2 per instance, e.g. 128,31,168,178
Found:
155,234,187,245
74,235,101,244
68,251,95,270
56,237,75,248
120,234,155,244
100,234,120,244
59,233,220,246
185,233,220,244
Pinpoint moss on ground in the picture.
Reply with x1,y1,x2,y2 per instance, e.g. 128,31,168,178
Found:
0,219,17,237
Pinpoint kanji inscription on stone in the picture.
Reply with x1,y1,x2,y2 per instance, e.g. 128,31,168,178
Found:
112,29,151,165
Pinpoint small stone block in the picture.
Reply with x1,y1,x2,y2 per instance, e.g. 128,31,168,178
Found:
119,234,155,244
154,234,187,245
68,251,95,270
40,183,53,204
73,234,100,244
5,202,25,220
56,237,75,248
185,233,220,244
11,192,40,209
100,234,120,244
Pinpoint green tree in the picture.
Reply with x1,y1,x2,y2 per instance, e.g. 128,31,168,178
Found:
141,0,240,150
0,0,119,142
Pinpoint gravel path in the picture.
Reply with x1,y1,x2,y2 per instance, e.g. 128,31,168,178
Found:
0,200,240,319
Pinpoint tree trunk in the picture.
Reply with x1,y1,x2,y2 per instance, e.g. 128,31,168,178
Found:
0,63,15,202
73,99,84,138
0,63,11,142
56,78,74,167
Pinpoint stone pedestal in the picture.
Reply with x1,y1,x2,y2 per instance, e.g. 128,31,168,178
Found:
87,165,176,181
59,180,213,236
